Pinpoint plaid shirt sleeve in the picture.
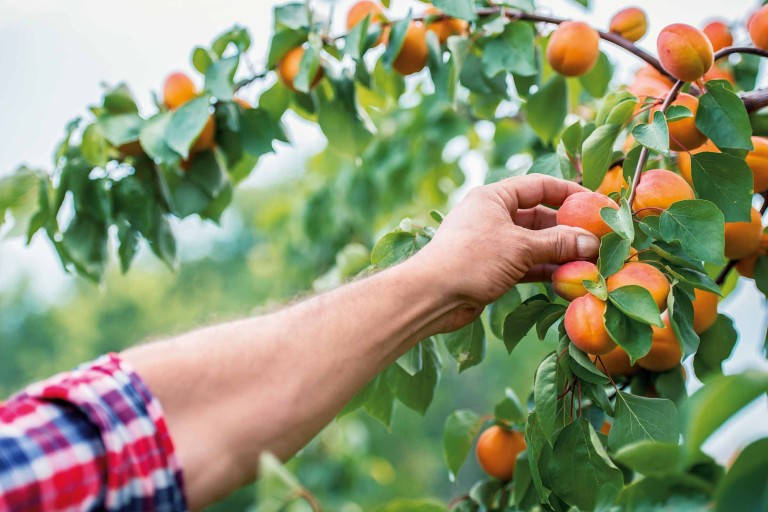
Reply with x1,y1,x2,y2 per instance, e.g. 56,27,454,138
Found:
0,353,187,511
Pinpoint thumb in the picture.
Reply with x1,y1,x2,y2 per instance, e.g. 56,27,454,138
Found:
525,226,600,265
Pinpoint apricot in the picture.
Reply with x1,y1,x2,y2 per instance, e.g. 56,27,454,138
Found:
609,7,648,42
749,6,768,50
657,24,714,82
735,232,768,278
425,6,468,44
635,64,674,85
278,47,324,91
546,21,600,77
552,261,599,301
606,261,670,312
347,0,389,45
746,137,768,193
651,93,707,152
163,72,197,110
703,64,735,84
702,21,733,52
724,207,763,260
600,420,612,436
392,22,429,75
596,165,628,196
632,169,695,220
191,115,215,153
476,426,526,481
556,191,619,238
690,288,719,334
591,346,637,377
637,317,682,372
564,294,617,355
233,97,252,109
677,139,719,185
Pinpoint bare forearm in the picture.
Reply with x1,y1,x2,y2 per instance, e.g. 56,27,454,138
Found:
122,257,456,508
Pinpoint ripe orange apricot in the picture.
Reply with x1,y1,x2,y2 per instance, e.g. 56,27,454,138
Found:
637,317,682,372
546,21,600,77
347,0,389,45
702,21,733,52
606,262,671,312
233,97,252,109
651,93,707,152
703,64,735,84
600,420,612,436
564,294,617,355
749,6,768,50
425,6,468,44
556,191,619,238
476,426,526,481
724,207,763,260
632,169,695,220
596,165,628,196
677,139,719,185
657,24,714,82
747,137,768,193
735,232,768,278
691,288,719,334
392,22,429,75
191,116,216,153
278,47,324,91
591,346,637,377
163,72,197,110
609,7,648,42
552,261,599,301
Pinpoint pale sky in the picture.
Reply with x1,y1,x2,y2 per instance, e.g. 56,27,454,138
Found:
1,0,766,462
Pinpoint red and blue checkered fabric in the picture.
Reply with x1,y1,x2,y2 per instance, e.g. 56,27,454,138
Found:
0,354,187,511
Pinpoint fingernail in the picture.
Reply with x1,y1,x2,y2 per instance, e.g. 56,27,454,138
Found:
577,235,599,258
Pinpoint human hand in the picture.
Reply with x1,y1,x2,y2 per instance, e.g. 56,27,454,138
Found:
410,175,601,332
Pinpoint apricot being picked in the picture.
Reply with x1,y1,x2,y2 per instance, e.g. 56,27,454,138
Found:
591,346,637,377
746,137,768,193
392,22,429,76
724,207,763,260
702,21,733,52
609,7,648,42
347,0,389,45
606,262,670,312
749,6,768,50
476,425,526,481
677,139,719,185
651,93,707,152
425,6,468,44
691,288,719,334
735,232,768,278
163,72,197,110
564,294,617,355
546,21,600,77
278,47,324,91
556,191,618,238
632,169,695,220
637,317,682,372
552,261,599,301
657,24,714,82
596,165,628,196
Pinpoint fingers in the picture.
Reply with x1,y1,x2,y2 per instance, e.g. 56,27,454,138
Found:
520,264,561,283
515,205,558,230
524,225,600,265
487,175,589,212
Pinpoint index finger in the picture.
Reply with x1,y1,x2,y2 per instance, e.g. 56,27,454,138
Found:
487,174,588,212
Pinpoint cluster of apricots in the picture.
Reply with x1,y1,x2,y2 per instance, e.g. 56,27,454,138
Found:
162,73,216,157
475,424,527,481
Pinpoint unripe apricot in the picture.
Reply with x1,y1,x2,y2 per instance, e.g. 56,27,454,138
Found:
392,22,429,75
564,294,617,355
703,64,735,84
677,139,719,185
556,191,619,238
724,207,763,260
651,93,707,152
747,137,768,193
596,165,628,196
691,288,719,334
278,47,324,91
163,72,197,110
609,7,648,42
606,262,670,312
735,232,768,278
749,6,768,50
191,115,215,153
591,347,637,377
632,169,695,220
637,317,682,372
476,426,526,481
546,21,600,77
552,261,599,301
702,21,733,52
657,24,714,82
425,6,468,44
347,0,389,45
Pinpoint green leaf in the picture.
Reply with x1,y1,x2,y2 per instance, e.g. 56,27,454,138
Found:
98,113,143,146
524,412,553,503
376,500,447,512
604,302,653,364
682,370,768,462
548,419,623,511
344,13,371,60
239,108,285,158
488,288,522,339
256,452,304,512
502,295,550,353
568,343,609,384
443,409,483,480
381,17,411,71
101,83,139,114
613,440,681,476
294,37,322,93
582,124,622,190
599,232,631,277
584,275,608,300
165,96,212,159
536,304,566,340
527,153,573,179
60,217,108,281
714,438,768,512
482,22,536,78
692,314,736,382
689,152,753,223
432,0,477,19
204,55,238,101
601,198,634,240
665,104,693,122
631,111,669,155
388,340,441,415
371,230,426,268
667,285,700,357
596,92,637,127
441,318,485,372
534,352,560,445
696,83,754,150
191,47,214,74
494,387,527,424
363,373,395,427
608,285,664,327
608,392,680,451
579,52,612,98
80,123,109,168
525,75,567,144
659,200,726,264
318,96,373,158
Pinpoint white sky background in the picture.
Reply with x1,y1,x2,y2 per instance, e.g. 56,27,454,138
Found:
1,0,767,462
